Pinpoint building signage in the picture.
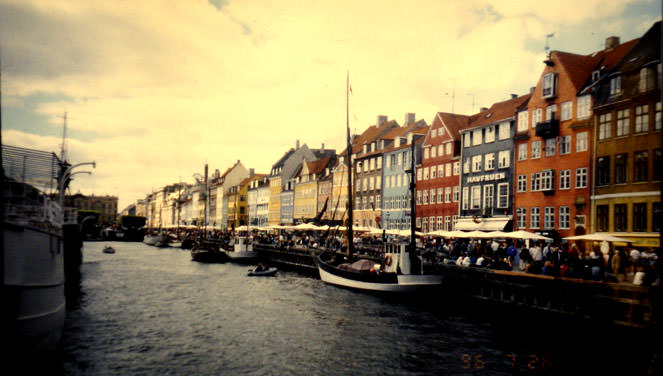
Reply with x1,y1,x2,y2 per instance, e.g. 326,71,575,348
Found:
466,172,506,184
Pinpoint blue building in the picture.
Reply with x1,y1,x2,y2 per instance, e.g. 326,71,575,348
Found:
457,94,530,231
381,124,428,230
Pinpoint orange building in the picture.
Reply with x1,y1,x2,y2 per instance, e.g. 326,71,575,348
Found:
513,35,637,240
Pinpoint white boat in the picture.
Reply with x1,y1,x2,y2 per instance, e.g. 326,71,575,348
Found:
2,175,65,354
247,267,278,277
226,236,258,262
314,73,442,293
316,243,442,292
143,234,158,245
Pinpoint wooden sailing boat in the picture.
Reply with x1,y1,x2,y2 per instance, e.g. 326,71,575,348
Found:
314,73,442,292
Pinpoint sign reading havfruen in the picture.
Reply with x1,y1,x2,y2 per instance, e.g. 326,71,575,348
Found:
466,172,506,184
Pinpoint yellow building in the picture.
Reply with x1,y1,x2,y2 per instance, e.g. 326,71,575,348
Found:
268,176,282,225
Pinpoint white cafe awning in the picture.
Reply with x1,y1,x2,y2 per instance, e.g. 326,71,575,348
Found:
454,217,510,231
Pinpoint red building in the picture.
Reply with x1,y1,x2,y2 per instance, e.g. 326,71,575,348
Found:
513,36,638,239
416,112,474,232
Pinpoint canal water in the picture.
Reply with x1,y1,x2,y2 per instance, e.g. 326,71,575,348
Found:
45,242,660,375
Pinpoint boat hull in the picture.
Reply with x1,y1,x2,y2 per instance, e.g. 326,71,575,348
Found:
3,224,65,354
227,251,259,263
191,249,229,263
316,253,442,293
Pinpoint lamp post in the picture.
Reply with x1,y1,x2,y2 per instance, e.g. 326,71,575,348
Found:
58,161,96,209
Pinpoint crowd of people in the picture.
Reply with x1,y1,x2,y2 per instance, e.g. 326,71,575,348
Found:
156,227,661,286
420,237,660,286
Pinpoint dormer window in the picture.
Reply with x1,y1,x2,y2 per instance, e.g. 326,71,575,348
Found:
610,75,622,95
542,72,557,99
592,70,600,82
363,144,368,153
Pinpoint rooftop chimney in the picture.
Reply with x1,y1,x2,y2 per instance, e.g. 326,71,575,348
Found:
249,168,255,177
511,94,518,99
530,86,536,93
404,112,415,125
321,143,325,152
296,139,300,149
480,107,489,112
377,115,387,126
605,36,620,50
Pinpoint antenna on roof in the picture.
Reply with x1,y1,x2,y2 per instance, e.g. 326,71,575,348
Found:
545,33,555,58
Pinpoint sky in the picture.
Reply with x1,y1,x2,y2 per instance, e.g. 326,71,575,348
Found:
1,0,661,211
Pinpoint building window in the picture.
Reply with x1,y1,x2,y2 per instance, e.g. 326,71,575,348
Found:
497,183,508,209
610,75,622,95
423,167,429,180
483,185,494,211
423,190,428,205
498,150,510,168
424,148,429,160
654,149,662,181
633,203,647,232
576,132,588,152
634,151,648,182
577,95,591,119
445,143,453,155
517,208,527,229
463,159,470,174
431,147,436,159
429,189,435,204
462,187,469,210
576,168,588,188
654,203,662,233
559,135,571,155
437,188,443,203
453,186,460,202
656,102,662,131
444,216,451,231
485,153,495,170
599,113,612,140
472,155,482,172
517,143,528,161
542,72,557,98
559,206,570,229
463,132,471,147
531,172,540,191
616,109,630,136
597,205,609,232
472,129,482,146
539,170,554,191
532,141,541,159
559,169,570,190
533,108,542,127
422,217,428,233
530,207,540,229
561,101,572,121
416,191,421,205
431,166,436,179
614,204,627,232
498,122,509,140
485,126,495,143
544,207,555,229
614,153,627,184
445,187,452,203
437,165,444,178
471,186,481,210
517,174,527,192
597,157,610,186
517,110,529,132
545,138,556,157
640,67,655,92
635,105,649,133
453,162,460,175
546,104,557,122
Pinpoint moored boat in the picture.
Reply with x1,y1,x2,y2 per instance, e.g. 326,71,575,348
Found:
102,245,116,254
247,267,278,276
191,240,229,263
226,236,258,263
1,145,69,355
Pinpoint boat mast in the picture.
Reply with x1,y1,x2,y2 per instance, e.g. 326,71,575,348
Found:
345,71,354,257
59,112,67,162
204,163,208,238
409,139,416,250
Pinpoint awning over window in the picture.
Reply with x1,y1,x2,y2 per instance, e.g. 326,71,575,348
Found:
455,217,511,231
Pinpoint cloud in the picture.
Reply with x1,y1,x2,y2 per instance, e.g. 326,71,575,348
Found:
0,0,656,209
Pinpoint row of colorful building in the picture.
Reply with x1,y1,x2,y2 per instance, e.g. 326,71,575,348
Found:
124,22,662,248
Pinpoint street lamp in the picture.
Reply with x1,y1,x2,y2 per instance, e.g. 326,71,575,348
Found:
59,161,96,209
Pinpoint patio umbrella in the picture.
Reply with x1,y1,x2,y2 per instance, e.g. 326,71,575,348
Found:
563,233,634,243
293,223,318,231
503,230,553,241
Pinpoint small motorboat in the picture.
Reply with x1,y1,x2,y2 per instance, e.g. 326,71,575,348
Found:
247,267,278,277
102,245,116,254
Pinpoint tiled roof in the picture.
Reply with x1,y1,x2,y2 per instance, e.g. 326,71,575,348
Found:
434,112,475,140
468,93,531,129
305,156,332,175
554,37,639,92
